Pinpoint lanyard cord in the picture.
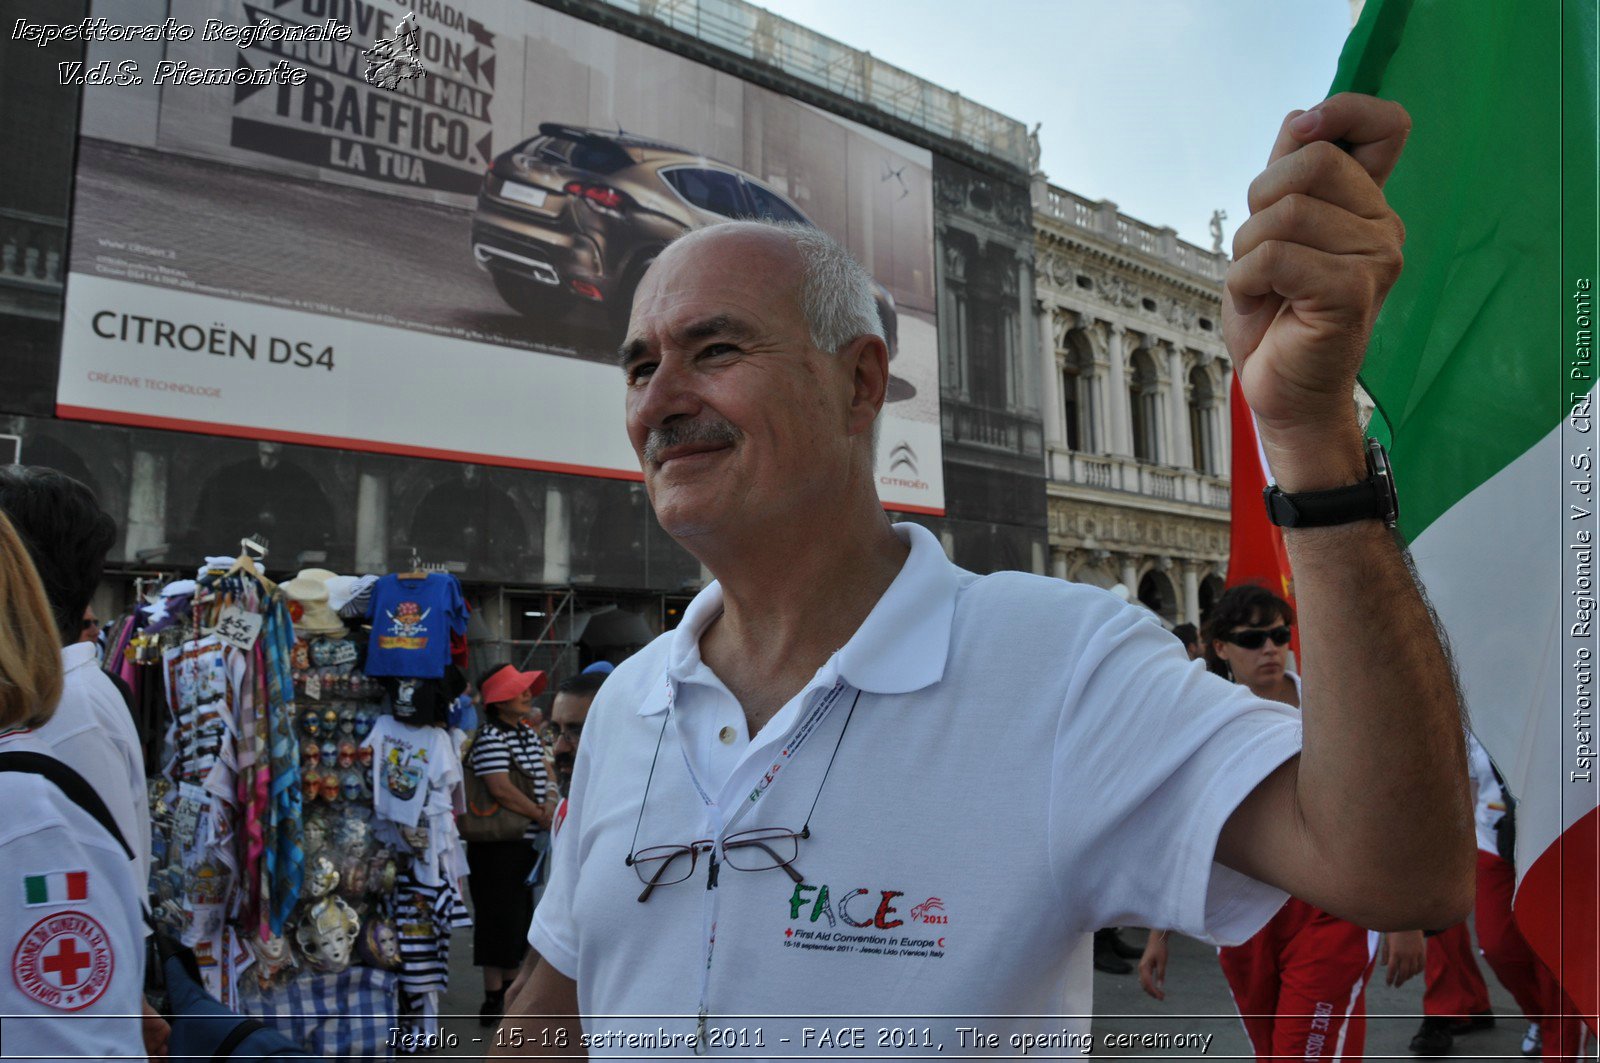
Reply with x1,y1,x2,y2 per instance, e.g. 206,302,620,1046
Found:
797,687,861,839
624,711,672,866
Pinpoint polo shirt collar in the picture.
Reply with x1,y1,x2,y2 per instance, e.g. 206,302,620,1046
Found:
60,641,99,674
638,522,958,716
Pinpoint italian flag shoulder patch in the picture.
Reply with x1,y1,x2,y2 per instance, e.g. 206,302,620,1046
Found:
23,870,89,907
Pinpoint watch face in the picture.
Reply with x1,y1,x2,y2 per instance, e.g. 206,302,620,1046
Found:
1366,438,1399,525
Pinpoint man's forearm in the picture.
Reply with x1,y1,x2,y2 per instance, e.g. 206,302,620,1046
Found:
490,959,585,1059
1274,426,1475,926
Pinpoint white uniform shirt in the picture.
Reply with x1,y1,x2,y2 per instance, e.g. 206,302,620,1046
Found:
530,522,1304,1053
1466,733,1505,855
36,643,151,890
0,732,145,1058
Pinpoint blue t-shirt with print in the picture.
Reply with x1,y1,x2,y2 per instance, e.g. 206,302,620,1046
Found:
364,573,467,678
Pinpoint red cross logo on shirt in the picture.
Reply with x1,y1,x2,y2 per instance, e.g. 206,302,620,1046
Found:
12,911,115,1011
41,938,91,987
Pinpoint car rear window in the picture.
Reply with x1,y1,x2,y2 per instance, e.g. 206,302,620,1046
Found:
745,182,808,224
661,168,748,218
519,135,632,175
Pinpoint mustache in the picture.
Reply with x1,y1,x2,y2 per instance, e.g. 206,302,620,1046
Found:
643,417,741,465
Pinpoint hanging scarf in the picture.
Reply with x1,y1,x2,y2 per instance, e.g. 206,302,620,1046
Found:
261,594,303,934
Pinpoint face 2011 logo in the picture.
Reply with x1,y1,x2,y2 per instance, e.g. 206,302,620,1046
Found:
786,885,948,931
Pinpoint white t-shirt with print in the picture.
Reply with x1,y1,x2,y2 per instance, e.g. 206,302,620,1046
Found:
361,716,459,828
530,522,1303,1053
0,732,145,1058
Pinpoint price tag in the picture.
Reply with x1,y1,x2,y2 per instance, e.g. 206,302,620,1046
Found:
304,672,322,701
214,604,262,651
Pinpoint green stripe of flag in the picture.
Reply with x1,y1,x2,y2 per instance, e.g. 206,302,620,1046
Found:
1329,0,1593,540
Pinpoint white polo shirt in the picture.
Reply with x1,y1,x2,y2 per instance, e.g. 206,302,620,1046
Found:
531,523,1302,1054
0,732,145,1057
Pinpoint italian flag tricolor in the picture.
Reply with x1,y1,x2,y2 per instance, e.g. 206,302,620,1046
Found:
1330,0,1598,1030
23,871,88,907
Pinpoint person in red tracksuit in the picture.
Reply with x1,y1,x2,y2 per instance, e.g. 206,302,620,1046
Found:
1140,584,1409,1061
1461,735,1591,1062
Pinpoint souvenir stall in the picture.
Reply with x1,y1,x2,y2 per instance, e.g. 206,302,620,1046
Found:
103,543,473,1057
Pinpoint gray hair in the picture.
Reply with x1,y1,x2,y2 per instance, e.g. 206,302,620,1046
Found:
684,220,884,353
782,223,885,354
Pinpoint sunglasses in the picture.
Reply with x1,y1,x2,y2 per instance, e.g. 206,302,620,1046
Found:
1222,625,1292,650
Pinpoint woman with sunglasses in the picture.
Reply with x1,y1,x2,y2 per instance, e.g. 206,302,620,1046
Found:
1140,583,1418,1062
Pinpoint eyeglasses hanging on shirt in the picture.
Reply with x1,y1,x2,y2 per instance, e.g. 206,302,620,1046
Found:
624,689,862,902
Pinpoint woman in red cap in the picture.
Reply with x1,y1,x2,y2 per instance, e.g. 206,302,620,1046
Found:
465,663,558,1026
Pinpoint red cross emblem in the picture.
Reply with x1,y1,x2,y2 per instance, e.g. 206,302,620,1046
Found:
12,911,115,1011
41,938,91,986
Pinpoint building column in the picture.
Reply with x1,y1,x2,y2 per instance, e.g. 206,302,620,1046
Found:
1119,555,1139,595
1183,562,1201,626
1052,548,1070,581
1039,305,1065,448
1103,323,1133,457
125,449,168,562
542,485,570,584
1166,343,1194,470
354,473,388,574
1219,369,1234,477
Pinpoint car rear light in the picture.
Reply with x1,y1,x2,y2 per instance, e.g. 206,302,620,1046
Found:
563,181,627,214
570,280,604,301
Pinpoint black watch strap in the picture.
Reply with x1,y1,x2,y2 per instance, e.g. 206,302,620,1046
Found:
1263,438,1398,528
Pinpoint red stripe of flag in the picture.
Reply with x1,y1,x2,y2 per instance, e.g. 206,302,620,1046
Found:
65,871,87,901
1224,375,1301,658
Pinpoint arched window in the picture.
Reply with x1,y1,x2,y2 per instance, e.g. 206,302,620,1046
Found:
1138,569,1178,623
1189,366,1217,475
1061,331,1097,452
1128,348,1161,463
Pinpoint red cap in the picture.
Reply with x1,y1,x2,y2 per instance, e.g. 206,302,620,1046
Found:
480,665,549,706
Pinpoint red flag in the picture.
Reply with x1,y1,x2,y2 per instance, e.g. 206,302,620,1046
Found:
1225,375,1295,597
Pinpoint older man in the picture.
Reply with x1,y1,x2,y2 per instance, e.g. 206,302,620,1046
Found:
494,94,1472,1056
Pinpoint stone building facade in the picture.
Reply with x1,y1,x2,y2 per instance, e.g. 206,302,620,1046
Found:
1032,180,1234,626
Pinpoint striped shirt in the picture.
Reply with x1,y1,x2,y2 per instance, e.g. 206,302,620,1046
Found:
469,722,549,840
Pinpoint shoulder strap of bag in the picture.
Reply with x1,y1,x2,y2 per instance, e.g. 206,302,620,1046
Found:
0,750,134,861
212,1016,271,1060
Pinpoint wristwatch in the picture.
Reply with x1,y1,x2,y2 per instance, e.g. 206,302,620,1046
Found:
1263,437,1399,529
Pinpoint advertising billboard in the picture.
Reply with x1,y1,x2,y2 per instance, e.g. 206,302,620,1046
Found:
57,0,944,513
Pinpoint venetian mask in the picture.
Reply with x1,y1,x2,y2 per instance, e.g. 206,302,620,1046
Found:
302,769,322,803
295,896,359,972
397,824,429,855
368,850,397,895
352,708,376,739
318,773,342,802
320,740,339,766
339,853,368,896
249,932,296,989
356,917,401,970
302,815,328,856
337,741,357,769
330,812,370,854
340,769,365,803
356,744,373,767
306,854,340,897
322,707,339,734
338,706,356,735
301,740,322,768
299,707,322,738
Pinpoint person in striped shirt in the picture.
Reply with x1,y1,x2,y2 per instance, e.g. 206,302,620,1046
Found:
466,664,558,1027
